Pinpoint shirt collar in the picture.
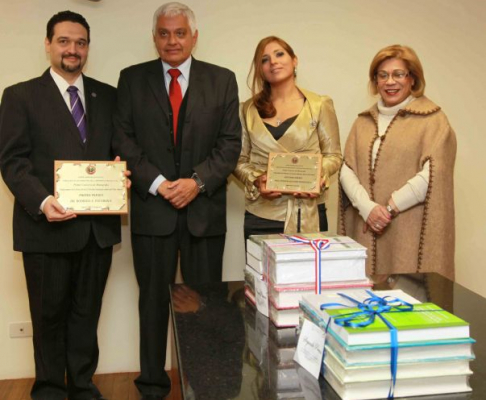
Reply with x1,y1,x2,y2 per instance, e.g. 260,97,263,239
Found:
50,68,85,97
161,56,192,82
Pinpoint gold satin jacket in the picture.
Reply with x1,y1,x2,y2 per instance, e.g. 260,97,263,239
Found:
234,88,342,233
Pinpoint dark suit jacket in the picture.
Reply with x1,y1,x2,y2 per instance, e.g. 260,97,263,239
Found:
0,69,121,253
113,58,241,237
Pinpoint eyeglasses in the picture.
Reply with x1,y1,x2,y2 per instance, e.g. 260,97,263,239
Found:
376,69,410,82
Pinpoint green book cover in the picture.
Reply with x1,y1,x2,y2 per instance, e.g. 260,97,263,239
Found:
325,303,469,334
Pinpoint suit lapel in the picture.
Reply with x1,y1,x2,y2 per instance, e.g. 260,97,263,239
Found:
83,76,97,149
40,70,86,149
185,58,203,120
83,76,96,138
146,60,170,123
180,58,205,158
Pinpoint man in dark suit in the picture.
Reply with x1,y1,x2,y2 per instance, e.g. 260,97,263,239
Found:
0,11,120,400
113,2,241,399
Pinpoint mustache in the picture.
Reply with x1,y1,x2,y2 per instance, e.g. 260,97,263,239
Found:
62,53,81,60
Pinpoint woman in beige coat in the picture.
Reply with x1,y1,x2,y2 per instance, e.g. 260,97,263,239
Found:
234,36,342,239
339,45,457,279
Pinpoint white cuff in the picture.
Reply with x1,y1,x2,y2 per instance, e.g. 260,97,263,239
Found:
40,195,53,214
149,175,166,196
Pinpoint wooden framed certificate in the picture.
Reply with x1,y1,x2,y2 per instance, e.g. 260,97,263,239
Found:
54,161,128,215
266,153,322,194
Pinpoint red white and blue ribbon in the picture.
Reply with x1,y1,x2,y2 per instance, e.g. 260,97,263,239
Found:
285,235,330,294
320,290,414,399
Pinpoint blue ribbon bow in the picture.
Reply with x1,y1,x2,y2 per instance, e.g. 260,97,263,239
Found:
321,290,414,399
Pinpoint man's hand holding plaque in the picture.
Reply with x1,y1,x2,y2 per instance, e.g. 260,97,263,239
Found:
264,152,323,198
54,159,129,215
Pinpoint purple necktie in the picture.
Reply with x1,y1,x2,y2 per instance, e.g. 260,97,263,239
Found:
67,86,87,142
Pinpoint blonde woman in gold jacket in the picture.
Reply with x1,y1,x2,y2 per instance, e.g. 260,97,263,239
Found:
234,36,342,239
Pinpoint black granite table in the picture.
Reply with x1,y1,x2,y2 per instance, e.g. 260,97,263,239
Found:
170,274,485,400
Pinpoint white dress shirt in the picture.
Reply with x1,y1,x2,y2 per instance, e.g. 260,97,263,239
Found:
40,70,86,213
50,68,86,111
149,56,193,195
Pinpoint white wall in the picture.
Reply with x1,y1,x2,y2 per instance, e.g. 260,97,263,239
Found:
1,0,485,379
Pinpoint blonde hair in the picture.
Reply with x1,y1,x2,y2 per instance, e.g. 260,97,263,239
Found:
368,44,426,97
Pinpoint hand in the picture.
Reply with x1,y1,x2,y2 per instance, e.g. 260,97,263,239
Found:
172,285,203,313
365,204,391,235
320,177,327,191
43,196,76,222
114,156,131,189
164,178,199,209
157,179,173,198
255,174,282,200
292,176,327,199
293,191,320,199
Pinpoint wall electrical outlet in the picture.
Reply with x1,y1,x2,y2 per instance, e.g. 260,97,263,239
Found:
9,321,33,338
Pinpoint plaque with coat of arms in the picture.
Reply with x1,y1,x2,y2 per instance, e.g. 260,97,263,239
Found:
265,153,322,194
54,160,128,214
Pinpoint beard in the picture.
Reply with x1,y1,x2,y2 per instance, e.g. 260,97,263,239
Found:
61,54,82,73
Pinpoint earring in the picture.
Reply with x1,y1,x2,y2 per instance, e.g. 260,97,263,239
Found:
294,67,297,77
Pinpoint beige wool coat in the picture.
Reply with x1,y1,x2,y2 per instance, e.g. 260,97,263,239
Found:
339,96,457,280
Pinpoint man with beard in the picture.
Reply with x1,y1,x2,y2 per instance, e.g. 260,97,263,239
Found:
0,11,120,400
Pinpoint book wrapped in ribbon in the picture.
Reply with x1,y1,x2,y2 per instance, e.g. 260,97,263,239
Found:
319,291,469,399
262,234,367,287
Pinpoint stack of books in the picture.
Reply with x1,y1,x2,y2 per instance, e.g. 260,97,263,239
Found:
244,260,269,317
244,232,371,390
300,290,475,399
269,278,372,328
244,297,304,399
245,294,269,368
244,234,280,317
245,233,371,328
